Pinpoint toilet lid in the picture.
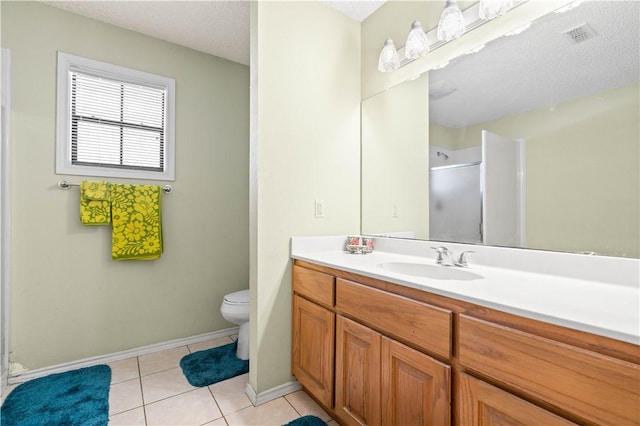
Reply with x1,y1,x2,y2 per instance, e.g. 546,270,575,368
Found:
224,289,250,305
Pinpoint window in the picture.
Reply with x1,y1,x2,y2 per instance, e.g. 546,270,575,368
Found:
56,52,175,180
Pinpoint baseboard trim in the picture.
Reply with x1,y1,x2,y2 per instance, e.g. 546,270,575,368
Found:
8,327,239,385
245,380,302,406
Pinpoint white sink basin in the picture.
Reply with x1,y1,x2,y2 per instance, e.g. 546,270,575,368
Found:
378,262,483,281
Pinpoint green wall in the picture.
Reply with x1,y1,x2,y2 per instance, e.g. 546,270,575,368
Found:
1,1,249,370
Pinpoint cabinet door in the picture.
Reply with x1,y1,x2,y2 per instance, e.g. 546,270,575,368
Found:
292,295,335,408
456,373,577,426
335,315,381,426
381,337,451,426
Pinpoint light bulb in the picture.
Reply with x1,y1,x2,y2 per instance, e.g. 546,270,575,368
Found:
405,20,429,60
437,0,466,41
377,38,400,73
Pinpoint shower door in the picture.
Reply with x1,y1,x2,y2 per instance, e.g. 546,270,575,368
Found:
429,163,482,244
482,130,526,247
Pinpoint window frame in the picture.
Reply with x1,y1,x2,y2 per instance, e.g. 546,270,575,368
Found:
56,52,175,181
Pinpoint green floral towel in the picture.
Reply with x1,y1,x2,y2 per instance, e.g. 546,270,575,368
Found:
110,184,163,260
80,181,111,225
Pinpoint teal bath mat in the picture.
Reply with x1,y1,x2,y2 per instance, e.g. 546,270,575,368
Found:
0,364,111,426
283,415,327,426
180,341,249,387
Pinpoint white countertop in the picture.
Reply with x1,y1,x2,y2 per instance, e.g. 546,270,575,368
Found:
291,237,640,345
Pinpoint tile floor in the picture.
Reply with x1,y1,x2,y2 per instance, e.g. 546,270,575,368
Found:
2,336,335,426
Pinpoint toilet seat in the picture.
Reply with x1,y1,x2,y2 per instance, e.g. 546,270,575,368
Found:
223,289,250,305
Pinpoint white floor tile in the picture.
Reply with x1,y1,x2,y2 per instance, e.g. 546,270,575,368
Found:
109,406,146,425
285,390,332,421
109,358,140,384
203,418,229,425
145,387,223,425
224,397,299,426
138,346,190,377
109,378,143,416
209,373,252,416
140,367,195,404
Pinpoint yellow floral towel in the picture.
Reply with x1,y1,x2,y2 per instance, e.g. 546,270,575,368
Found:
110,184,163,261
80,181,111,225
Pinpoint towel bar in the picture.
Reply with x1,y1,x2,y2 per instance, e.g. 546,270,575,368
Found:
57,180,173,194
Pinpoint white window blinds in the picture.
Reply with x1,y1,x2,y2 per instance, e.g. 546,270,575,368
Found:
56,52,175,181
71,71,166,172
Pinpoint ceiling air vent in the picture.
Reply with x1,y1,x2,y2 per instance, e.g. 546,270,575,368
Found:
562,23,598,44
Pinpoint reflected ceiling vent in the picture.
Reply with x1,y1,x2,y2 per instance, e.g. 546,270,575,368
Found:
562,22,598,44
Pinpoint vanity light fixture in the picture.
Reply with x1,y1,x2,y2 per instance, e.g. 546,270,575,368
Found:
377,38,400,72
405,20,429,60
479,0,514,20
437,0,466,41
376,0,525,73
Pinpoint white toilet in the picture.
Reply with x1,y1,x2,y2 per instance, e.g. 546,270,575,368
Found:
220,289,250,360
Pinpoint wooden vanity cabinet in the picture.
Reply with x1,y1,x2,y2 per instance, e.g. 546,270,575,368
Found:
292,260,640,426
291,266,335,408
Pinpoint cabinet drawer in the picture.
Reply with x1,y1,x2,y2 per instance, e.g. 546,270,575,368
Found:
336,279,452,359
456,372,576,425
458,315,640,425
293,265,335,307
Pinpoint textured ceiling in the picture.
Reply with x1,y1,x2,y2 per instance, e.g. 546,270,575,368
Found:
429,0,640,128
42,1,252,65
322,0,386,22
41,1,385,66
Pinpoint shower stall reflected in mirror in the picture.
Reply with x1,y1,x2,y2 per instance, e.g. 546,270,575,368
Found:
429,130,526,248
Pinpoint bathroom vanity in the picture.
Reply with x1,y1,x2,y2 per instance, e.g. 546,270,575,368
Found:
290,237,640,426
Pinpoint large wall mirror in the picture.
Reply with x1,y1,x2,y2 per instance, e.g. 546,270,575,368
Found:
362,0,639,258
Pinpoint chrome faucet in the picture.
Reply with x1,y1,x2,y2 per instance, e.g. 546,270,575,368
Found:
454,251,474,267
432,247,474,267
431,246,454,266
